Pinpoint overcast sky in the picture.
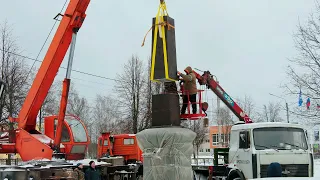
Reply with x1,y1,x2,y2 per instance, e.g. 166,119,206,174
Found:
0,0,317,122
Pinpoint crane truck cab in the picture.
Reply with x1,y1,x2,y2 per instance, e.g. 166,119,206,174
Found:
225,122,313,179
44,115,90,160
97,132,143,164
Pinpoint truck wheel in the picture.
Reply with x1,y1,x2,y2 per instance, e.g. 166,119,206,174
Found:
230,177,243,180
227,171,245,180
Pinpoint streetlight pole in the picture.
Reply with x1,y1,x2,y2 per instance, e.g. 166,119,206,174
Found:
211,75,222,146
285,102,289,124
269,93,289,123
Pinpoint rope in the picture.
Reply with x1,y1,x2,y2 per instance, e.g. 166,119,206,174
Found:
141,21,175,47
141,1,176,82
141,1,173,47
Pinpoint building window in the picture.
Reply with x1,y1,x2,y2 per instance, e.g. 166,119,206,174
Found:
104,140,108,146
124,138,134,145
199,149,203,152
212,134,218,145
206,139,210,143
221,134,230,145
206,149,210,152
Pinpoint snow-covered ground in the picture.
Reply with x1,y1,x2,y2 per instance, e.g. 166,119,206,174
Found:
314,159,320,177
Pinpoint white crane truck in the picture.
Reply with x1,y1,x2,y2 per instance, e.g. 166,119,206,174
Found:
191,71,314,179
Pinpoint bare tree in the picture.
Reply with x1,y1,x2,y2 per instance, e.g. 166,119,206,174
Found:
37,80,60,132
284,2,320,122
237,95,255,118
115,55,146,133
41,81,59,116
0,21,31,125
181,120,207,157
217,107,234,146
261,102,283,122
193,121,207,157
92,94,121,134
67,85,91,122
237,95,267,122
0,21,34,164
139,60,153,131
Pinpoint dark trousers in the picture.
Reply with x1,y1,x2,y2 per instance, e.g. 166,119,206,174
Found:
181,94,197,114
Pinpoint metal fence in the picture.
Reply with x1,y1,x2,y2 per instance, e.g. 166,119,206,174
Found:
0,158,22,165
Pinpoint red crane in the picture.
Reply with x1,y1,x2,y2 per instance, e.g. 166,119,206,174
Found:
194,70,253,123
0,0,91,161
180,70,253,124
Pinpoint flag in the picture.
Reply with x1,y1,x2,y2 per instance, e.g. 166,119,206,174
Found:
298,89,303,106
306,98,311,110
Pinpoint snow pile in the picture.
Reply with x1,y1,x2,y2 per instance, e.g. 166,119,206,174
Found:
128,163,138,166
19,164,34,168
99,156,124,160
116,170,129,173
70,159,111,166
314,158,320,177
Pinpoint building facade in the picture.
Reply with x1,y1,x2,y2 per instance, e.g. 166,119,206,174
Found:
196,125,233,156
209,125,232,149
198,133,211,156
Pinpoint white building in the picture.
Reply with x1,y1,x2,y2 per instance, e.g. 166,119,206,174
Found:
196,133,212,156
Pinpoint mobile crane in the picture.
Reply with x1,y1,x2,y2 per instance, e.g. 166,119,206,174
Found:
0,0,91,162
183,70,314,179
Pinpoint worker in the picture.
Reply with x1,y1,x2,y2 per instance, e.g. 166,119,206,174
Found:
267,162,282,177
104,149,110,158
74,163,85,180
208,166,213,180
178,66,197,114
85,161,101,180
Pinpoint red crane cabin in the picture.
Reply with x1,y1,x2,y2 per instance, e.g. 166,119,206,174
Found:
97,133,143,164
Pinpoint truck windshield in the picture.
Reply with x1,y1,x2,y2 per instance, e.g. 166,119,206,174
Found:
65,116,88,143
253,127,308,150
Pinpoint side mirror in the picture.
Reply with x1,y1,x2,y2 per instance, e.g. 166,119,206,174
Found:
239,131,250,149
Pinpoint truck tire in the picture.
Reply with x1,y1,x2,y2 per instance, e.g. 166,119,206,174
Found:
227,170,245,180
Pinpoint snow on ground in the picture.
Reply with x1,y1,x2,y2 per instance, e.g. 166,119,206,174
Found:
70,158,111,166
314,159,320,177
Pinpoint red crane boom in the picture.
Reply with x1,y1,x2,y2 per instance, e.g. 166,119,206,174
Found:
0,0,91,161
193,70,253,124
18,0,90,132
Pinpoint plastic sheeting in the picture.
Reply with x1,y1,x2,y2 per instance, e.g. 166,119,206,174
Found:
136,127,196,180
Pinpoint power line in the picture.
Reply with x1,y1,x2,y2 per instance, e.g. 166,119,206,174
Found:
22,0,68,86
0,49,120,82
0,0,121,84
